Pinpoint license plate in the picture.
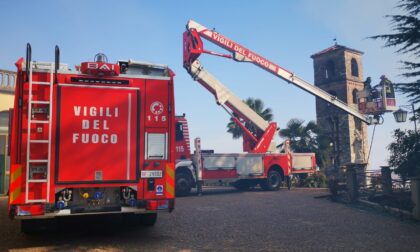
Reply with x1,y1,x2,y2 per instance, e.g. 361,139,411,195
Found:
141,170,163,178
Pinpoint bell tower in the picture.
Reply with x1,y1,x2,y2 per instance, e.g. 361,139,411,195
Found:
311,45,369,173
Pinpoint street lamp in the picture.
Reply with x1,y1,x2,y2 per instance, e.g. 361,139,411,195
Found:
393,104,418,133
393,108,408,123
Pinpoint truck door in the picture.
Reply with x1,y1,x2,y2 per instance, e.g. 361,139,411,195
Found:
55,85,139,183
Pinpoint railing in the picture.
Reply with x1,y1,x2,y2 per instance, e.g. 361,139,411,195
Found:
0,69,16,93
356,168,411,195
329,164,414,213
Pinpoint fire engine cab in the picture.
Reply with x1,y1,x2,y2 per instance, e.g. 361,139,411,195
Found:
8,44,176,232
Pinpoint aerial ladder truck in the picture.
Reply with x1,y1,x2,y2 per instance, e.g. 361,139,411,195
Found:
176,20,397,196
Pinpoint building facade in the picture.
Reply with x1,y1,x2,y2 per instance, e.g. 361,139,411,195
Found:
311,45,369,174
0,69,16,195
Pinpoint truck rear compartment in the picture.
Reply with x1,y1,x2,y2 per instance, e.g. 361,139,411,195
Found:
8,50,176,225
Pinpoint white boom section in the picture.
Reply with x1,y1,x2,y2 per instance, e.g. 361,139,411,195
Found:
187,20,371,124
188,60,270,131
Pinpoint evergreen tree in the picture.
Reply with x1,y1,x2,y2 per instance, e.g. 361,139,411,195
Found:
370,0,420,113
388,129,420,181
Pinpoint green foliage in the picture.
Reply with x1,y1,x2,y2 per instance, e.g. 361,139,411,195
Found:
226,97,273,139
303,172,328,188
388,129,420,180
279,118,332,170
370,0,420,112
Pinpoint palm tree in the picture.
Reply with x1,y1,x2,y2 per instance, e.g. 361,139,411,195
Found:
226,98,273,139
279,118,332,170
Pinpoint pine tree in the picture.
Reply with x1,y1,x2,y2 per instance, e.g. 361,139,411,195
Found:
370,0,420,112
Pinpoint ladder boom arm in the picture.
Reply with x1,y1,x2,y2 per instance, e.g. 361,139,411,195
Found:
188,59,270,131
186,20,370,124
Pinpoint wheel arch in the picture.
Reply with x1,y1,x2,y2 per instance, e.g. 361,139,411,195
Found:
175,164,196,186
268,164,285,181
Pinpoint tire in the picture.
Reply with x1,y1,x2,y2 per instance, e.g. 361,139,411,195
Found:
261,169,282,191
21,219,56,233
21,220,36,234
139,213,157,226
233,180,251,191
175,172,192,196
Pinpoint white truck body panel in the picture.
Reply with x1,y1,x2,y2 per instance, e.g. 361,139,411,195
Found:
236,155,264,176
199,153,264,177
292,153,315,171
203,155,236,170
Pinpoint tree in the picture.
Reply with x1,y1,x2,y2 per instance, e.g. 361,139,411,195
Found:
388,129,420,181
279,118,332,169
369,0,420,114
279,119,318,152
226,97,273,139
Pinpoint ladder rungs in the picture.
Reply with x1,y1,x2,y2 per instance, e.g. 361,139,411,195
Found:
30,140,49,143
32,81,51,85
31,120,49,124
28,179,48,183
31,101,50,104
26,199,47,203
28,159,49,163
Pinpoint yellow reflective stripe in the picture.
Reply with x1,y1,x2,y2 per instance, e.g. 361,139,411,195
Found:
10,166,22,184
9,165,23,204
166,182,174,197
166,164,175,197
9,186,21,203
166,164,174,180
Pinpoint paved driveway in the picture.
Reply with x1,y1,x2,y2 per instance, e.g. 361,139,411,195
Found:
1,188,420,251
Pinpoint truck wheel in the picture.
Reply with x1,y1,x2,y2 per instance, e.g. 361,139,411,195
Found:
175,172,192,196
261,169,282,191
139,213,157,226
233,180,250,191
21,219,56,233
21,220,36,233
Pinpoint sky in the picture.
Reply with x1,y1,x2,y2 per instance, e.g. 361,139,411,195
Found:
0,0,415,170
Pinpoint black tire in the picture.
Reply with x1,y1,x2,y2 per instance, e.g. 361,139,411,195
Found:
175,172,192,196
261,169,282,191
139,213,157,226
21,220,36,234
21,219,56,233
233,180,249,191
233,180,253,191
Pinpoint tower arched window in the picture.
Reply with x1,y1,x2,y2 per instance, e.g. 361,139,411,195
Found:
351,58,359,77
325,60,335,80
352,89,358,104
0,73,3,86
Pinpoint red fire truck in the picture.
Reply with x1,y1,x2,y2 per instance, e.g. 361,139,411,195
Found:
8,44,176,232
174,115,316,196
175,20,397,196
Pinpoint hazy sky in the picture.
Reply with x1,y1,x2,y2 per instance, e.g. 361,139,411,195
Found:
0,0,414,170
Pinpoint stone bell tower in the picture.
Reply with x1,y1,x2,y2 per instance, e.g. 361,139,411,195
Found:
311,44,369,173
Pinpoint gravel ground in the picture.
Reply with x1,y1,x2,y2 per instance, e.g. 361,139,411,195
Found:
1,187,420,251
